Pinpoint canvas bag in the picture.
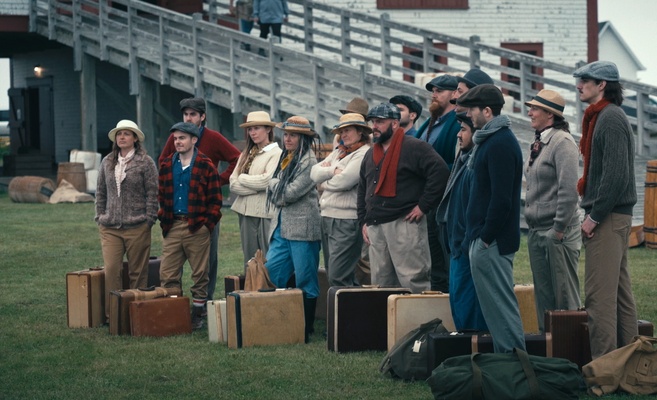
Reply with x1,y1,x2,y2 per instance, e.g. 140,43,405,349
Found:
244,249,276,291
379,318,448,381
582,335,657,396
427,348,581,400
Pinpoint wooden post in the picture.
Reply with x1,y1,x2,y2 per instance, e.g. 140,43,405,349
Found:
73,0,82,71
229,39,242,114
636,92,648,156
469,35,480,69
80,54,97,152
380,13,391,76
128,2,138,95
159,14,170,85
193,13,203,98
340,12,351,64
99,0,108,61
137,75,156,157
303,2,314,54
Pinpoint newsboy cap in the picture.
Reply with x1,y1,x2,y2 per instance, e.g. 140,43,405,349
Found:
367,103,401,121
179,97,206,114
170,122,200,138
573,61,620,82
456,84,505,108
389,95,423,120
425,74,458,92
455,112,475,131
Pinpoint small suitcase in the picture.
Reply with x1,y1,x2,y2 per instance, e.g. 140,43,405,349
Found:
427,331,479,374
226,289,305,349
66,267,105,328
129,296,192,337
109,286,182,335
544,309,588,367
387,292,455,351
514,284,539,333
207,299,228,343
315,268,329,320
472,333,553,357
224,275,246,296
327,286,411,352
122,256,161,289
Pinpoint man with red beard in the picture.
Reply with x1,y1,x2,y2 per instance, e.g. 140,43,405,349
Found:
357,103,448,293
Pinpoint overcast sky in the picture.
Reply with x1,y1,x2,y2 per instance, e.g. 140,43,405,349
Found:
0,1,655,111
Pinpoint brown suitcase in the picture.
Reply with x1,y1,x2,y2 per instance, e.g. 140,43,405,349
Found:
544,309,589,367
109,286,182,335
129,296,192,337
472,333,553,357
121,256,161,289
514,284,539,333
224,275,245,296
226,289,305,349
327,286,411,352
66,267,105,328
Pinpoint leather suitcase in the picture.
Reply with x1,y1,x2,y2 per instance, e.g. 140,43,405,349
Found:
129,296,192,337
224,275,245,296
122,256,161,289
226,289,305,349
315,268,329,320
472,333,553,357
387,292,456,351
109,286,182,335
427,331,479,374
207,299,227,343
66,267,105,328
544,309,588,367
327,286,411,353
514,284,539,333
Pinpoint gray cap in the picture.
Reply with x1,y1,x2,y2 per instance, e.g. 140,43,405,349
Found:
457,68,494,89
456,84,505,108
573,61,619,82
425,75,458,92
367,103,401,120
170,122,200,138
179,97,206,114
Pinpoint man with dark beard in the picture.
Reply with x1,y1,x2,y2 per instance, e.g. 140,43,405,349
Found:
357,103,448,293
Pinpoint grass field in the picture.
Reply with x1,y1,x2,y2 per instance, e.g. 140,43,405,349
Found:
0,191,655,399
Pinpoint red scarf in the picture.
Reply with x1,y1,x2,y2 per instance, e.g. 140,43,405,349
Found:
577,98,611,196
337,141,367,160
372,128,405,197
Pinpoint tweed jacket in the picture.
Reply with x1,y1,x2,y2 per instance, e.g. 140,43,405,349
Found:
158,148,222,237
268,151,321,242
158,126,240,187
95,149,159,229
310,144,370,220
523,127,580,232
229,142,282,219
579,104,636,221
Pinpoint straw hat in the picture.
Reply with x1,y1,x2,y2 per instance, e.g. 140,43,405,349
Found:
108,119,145,142
277,116,316,136
339,97,370,117
239,111,277,128
331,113,372,135
524,89,565,118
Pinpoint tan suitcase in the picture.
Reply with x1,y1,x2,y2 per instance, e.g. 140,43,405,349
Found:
109,286,182,335
66,267,105,328
226,289,304,349
207,299,227,343
515,284,539,333
129,296,192,337
387,292,455,351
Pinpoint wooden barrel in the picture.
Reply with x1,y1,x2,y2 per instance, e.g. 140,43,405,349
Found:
645,160,657,249
8,176,56,203
57,162,87,193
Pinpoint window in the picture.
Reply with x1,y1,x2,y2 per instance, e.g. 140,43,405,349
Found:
500,42,544,107
402,42,448,83
377,0,468,9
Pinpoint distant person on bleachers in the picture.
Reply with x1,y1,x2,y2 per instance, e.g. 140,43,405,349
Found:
253,0,288,45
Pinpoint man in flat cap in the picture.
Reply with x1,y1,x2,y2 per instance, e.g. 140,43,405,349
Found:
452,68,494,112
159,97,240,305
158,122,222,329
357,103,448,293
389,95,423,137
456,84,525,353
573,60,637,359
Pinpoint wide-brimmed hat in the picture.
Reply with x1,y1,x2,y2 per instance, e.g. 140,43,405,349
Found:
239,111,277,128
276,116,316,136
524,89,565,118
339,97,370,117
108,119,145,142
169,121,200,138
331,113,373,135
179,97,206,114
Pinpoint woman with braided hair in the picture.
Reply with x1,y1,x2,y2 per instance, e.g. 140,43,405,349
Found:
265,115,321,343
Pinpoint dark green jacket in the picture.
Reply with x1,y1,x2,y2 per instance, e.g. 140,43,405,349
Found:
415,110,461,170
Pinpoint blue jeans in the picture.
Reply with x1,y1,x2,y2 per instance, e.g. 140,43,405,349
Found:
240,19,254,34
449,254,488,331
266,224,320,298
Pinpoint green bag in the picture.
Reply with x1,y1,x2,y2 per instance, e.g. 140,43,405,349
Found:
379,318,448,381
427,348,582,400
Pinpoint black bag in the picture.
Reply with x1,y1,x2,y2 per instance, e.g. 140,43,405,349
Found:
379,318,448,381
427,348,582,399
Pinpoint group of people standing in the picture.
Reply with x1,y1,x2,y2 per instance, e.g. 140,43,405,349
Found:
93,59,638,359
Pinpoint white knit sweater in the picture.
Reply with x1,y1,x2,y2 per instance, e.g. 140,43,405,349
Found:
229,143,282,218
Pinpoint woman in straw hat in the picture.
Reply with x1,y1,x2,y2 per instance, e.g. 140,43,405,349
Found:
95,119,158,321
229,111,282,271
310,113,371,287
523,89,582,332
266,115,321,342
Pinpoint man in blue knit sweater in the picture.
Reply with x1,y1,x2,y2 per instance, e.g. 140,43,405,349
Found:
456,84,526,353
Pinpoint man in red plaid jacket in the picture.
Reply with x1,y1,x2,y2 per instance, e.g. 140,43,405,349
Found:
158,122,222,329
